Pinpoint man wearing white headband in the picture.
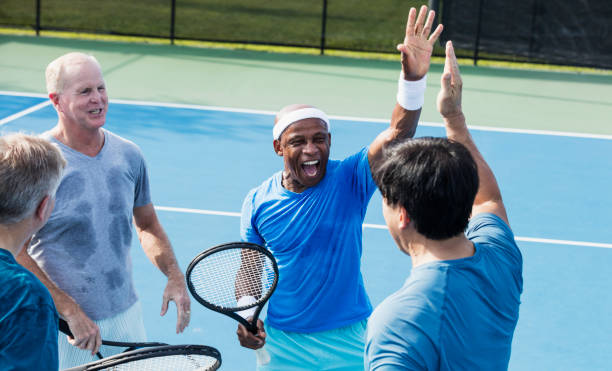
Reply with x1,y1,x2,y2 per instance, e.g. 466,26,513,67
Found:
238,6,443,370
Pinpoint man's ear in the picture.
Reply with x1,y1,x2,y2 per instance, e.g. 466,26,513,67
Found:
49,93,60,108
34,195,52,223
273,139,283,157
399,206,411,229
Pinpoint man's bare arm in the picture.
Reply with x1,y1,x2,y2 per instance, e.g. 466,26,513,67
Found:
16,246,102,354
437,41,509,225
368,5,443,168
133,203,191,333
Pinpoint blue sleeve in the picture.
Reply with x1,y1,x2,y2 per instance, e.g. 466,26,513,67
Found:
240,188,265,245
365,308,435,371
339,147,377,217
133,150,151,208
466,213,522,268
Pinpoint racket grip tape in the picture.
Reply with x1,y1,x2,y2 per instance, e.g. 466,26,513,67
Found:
58,318,72,336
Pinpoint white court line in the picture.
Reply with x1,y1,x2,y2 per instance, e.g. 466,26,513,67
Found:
155,206,612,249
0,91,47,98
2,91,608,248
1,90,611,140
514,236,612,249
0,100,52,127
156,206,241,217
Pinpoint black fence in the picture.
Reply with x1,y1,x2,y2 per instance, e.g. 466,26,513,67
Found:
1,0,610,69
438,0,612,69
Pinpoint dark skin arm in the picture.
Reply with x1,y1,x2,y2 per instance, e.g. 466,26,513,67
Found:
368,5,443,169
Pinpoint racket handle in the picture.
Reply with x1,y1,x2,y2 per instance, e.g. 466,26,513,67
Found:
59,319,104,359
255,347,271,365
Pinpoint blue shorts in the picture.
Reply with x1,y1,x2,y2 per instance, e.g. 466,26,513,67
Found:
258,319,367,371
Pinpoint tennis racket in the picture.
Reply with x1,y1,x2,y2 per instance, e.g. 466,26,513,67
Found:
62,344,221,370
58,318,167,359
186,241,279,365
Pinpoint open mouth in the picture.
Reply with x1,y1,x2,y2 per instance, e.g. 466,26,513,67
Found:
301,160,320,177
88,108,103,115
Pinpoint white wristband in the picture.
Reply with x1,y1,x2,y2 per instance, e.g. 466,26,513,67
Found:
236,296,257,319
396,72,427,111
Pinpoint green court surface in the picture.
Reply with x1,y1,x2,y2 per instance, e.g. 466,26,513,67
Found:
1,34,611,135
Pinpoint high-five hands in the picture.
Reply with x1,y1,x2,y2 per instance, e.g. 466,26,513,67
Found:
437,41,464,119
397,5,444,81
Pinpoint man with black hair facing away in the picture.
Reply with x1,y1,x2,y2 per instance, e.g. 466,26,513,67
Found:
365,41,522,370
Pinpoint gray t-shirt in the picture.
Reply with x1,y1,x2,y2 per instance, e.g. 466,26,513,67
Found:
29,129,151,320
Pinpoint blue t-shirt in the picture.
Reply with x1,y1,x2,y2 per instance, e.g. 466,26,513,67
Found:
241,147,377,332
365,213,523,370
0,248,59,370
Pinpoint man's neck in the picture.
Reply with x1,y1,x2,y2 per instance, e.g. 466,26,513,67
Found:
405,233,475,268
281,172,307,193
0,221,32,258
52,122,104,157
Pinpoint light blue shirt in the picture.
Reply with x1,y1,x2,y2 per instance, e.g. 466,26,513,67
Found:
365,213,523,370
30,129,151,320
241,147,376,332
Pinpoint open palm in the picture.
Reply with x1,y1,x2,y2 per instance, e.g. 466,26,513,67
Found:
397,6,443,81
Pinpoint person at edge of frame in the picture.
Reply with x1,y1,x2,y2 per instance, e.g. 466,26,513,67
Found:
365,41,523,370
0,133,67,370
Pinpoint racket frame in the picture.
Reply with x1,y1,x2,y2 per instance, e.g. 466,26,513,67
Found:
185,241,279,334
62,344,221,371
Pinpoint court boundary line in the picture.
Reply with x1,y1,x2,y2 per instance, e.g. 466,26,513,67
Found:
0,100,52,127
1,90,611,140
155,206,612,249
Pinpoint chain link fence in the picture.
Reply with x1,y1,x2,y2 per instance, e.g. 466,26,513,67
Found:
1,0,610,69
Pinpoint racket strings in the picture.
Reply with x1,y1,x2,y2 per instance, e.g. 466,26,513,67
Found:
190,248,276,309
102,354,218,370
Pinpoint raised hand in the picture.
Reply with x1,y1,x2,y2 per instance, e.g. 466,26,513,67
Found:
397,5,444,81
436,41,463,119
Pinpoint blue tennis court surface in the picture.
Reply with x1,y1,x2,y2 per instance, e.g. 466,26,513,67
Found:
2,92,611,370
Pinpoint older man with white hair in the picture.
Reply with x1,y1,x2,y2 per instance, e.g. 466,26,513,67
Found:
17,52,191,368
0,133,66,370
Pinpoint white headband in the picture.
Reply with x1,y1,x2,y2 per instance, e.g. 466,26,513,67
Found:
273,107,330,140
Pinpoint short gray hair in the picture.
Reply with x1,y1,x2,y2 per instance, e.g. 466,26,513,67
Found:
45,52,101,94
0,133,66,224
